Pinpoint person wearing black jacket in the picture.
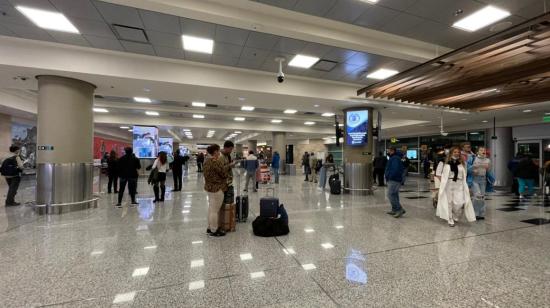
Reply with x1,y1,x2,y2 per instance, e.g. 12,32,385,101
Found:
171,149,185,191
116,147,141,208
107,150,119,194
373,152,388,186
515,154,539,199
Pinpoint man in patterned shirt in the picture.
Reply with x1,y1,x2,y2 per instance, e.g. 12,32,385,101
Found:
219,140,237,204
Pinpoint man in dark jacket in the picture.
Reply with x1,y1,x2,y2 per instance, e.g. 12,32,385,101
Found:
171,149,185,191
116,147,141,208
373,152,387,186
385,147,405,218
1,145,24,206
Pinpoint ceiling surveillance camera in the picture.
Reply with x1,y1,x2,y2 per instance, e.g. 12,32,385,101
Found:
275,57,286,83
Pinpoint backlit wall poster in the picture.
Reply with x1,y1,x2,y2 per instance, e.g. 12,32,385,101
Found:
133,126,159,158
345,110,369,146
159,137,173,154
12,122,37,168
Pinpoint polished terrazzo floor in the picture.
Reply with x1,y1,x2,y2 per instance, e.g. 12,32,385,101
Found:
1,170,549,307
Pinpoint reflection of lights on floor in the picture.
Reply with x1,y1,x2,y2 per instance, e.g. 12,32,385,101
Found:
90,250,104,256
304,228,315,233
143,245,157,250
136,225,149,231
183,205,191,208
188,280,205,291
192,240,203,245
283,248,296,255
182,210,190,214
113,291,136,304
302,263,316,270
190,259,204,268
335,225,344,229
321,243,334,249
250,271,265,279
132,267,149,277
240,253,253,261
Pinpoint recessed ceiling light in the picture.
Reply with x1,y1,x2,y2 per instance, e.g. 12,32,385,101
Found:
93,108,108,113
16,6,79,33
322,113,335,117
192,101,206,107
134,97,152,103
234,117,246,121
452,5,510,32
128,129,133,132
120,126,129,129
145,111,159,116
193,114,205,119
523,109,532,113
271,119,282,123
183,129,191,132
314,104,320,107
241,106,255,111
482,120,488,123
360,0,379,3
238,97,246,101
284,109,297,114
367,68,399,80
143,88,151,92
234,131,242,134
304,121,315,125
182,35,214,54
288,54,320,68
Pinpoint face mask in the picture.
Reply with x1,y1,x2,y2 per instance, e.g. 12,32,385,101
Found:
452,155,459,160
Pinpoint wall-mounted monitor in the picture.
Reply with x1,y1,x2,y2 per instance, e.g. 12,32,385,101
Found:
159,137,173,154
407,149,418,160
345,110,369,146
133,126,158,158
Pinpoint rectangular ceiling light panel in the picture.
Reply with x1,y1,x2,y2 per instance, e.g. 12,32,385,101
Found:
134,97,152,103
192,102,206,107
182,35,214,54
289,55,320,68
241,106,255,111
367,68,399,80
16,6,79,33
93,108,109,113
452,6,511,32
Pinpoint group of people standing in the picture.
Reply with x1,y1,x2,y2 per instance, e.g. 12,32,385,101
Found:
301,152,334,183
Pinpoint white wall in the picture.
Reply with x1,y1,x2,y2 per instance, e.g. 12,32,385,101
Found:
513,123,550,140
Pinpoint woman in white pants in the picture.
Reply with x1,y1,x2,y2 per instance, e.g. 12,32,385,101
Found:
436,147,476,227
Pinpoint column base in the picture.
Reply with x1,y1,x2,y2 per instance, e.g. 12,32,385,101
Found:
34,198,98,215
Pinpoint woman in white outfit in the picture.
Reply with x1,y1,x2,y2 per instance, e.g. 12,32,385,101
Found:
436,147,476,227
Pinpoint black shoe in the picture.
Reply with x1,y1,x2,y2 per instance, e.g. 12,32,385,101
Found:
476,216,485,220
386,211,396,215
131,201,139,205
393,209,406,218
153,199,159,203
108,191,112,194
115,203,122,208
206,228,212,234
209,229,226,237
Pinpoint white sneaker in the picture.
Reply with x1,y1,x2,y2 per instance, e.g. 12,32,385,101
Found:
448,221,455,227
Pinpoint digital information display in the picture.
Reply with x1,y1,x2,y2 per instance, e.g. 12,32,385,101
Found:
345,110,369,146
159,137,173,154
133,126,159,158
407,149,418,160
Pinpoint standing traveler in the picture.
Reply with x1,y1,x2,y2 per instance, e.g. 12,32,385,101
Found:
219,141,237,204
203,144,228,237
470,147,491,220
116,147,141,208
272,151,281,184
309,153,319,183
197,152,205,172
401,155,410,185
422,154,431,179
461,142,474,166
385,147,406,218
373,152,388,186
171,149,185,191
515,154,539,199
508,153,522,196
302,152,310,181
243,151,259,192
151,151,169,203
436,147,476,227
1,145,24,206
107,150,119,194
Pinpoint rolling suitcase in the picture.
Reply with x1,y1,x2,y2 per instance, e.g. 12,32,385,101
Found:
329,174,341,195
235,166,248,222
219,203,236,232
260,187,279,217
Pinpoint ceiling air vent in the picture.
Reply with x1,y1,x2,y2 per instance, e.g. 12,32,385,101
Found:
312,59,338,72
112,24,149,43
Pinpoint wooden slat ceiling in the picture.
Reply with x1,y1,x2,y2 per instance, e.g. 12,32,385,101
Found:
357,13,550,112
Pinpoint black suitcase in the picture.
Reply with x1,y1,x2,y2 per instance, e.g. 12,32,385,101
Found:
236,195,249,222
329,174,341,195
260,187,279,217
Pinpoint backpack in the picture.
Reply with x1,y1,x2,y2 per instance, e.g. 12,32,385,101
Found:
0,156,20,176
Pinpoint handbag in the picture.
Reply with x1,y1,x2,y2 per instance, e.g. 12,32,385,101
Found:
147,167,159,185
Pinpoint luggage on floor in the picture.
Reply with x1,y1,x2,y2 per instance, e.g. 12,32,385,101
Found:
236,195,249,222
329,174,341,195
252,216,289,237
260,187,279,217
219,203,236,232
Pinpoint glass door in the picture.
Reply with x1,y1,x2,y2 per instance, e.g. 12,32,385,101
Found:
516,140,542,187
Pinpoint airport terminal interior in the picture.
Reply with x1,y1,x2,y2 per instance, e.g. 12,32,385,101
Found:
0,0,550,307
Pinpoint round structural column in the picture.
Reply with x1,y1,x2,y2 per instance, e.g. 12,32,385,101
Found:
342,107,374,195
272,132,287,174
486,127,513,187
248,140,257,153
235,143,244,158
36,75,97,214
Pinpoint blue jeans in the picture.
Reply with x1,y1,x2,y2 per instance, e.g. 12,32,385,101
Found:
387,180,402,212
472,175,486,217
518,178,535,195
401,169,408,185
272,167,279,184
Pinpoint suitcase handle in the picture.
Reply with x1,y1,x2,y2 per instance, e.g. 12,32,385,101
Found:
265,187,275,197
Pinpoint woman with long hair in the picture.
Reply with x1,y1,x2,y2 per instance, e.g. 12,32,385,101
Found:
436,147,476,227
152,151,169,203
107,150,118,194
471,146,491,219
203,144,228,237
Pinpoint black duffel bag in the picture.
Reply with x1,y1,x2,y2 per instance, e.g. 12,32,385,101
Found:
252,216,289,237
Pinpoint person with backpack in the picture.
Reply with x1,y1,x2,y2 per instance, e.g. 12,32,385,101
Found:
116,147,141,208
1,145,24,206
385,147,406,218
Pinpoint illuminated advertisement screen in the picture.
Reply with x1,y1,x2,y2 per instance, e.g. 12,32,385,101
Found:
159,137,173,154
407,149,418,160
133,126,159,158
345,110,368,146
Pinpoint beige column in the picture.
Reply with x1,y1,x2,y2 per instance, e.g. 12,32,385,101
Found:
235,143,244,158
342,107,374,195
247,140,257,154
272,132,286,169
36,75,96,214
0,113,11,160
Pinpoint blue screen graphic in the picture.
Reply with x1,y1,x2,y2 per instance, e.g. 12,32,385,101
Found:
346,110,369,146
